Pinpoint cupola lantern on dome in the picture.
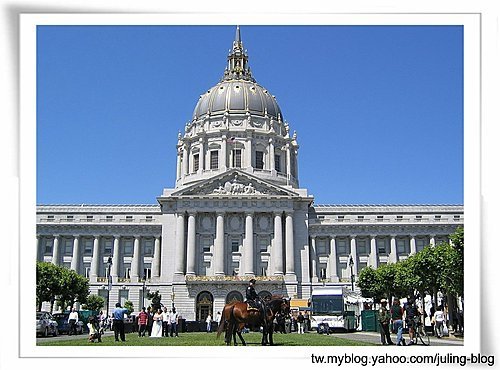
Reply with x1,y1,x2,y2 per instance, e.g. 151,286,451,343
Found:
177,26,299,189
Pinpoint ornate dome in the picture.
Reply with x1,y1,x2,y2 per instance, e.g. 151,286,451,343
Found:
191,26,283,121
192,80,282,121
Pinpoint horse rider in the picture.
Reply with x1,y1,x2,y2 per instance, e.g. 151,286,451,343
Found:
245,279,266,324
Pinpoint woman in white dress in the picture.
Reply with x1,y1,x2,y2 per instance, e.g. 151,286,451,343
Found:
151,308,163,337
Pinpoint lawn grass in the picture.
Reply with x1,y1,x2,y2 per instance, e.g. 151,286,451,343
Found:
38,332,374,346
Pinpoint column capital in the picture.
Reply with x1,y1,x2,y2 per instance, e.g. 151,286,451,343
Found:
350,235,357,239
53,234,61,238
370,234,377,239
133,235,141,240
154,235,161,240
329,235,336,240
273,211,283,217
73,234,80,239
245,211,254,217
188,211,197,217
93,235,100,239
216,211,226,216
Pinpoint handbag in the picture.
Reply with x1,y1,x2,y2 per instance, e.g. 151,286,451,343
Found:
442,324,449,336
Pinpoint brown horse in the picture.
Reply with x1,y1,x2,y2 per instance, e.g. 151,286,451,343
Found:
217,296,290,346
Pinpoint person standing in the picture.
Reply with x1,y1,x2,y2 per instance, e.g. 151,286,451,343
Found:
215,311,221,332
404,299,419,345
433,305,446,338
137,307,148,337
390,298,405,345
297,311,305,334
378,299,394,345
68,307,79,336
162,307,170,337
146,306,153,336
206,313,212,333
112,302,128,342
151,308,163,337
169,308,179,337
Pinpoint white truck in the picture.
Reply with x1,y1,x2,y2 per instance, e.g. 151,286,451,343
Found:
309,286,359,332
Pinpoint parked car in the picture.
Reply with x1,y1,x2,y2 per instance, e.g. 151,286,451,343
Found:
36,311,58,337
52,312,84,335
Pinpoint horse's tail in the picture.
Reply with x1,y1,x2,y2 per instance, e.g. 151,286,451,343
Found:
216,308,226,339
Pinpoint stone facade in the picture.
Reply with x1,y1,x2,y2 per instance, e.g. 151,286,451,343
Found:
36,27,463,322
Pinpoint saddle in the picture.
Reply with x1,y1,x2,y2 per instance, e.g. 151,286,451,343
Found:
246,301,260,312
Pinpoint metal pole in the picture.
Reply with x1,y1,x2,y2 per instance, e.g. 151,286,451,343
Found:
142,277,146,308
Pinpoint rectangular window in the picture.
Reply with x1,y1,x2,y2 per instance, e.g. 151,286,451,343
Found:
357,239,367,254
259,237,269,253
119,290,129,306
337,215,345,221
255,151,264,169
275,154,281,172
104,240,113,256
86,215,93,222
435,215,442,220
377,239,387,254
66,215,74,221
106,215,113,222
202,237,212,253
232,149,242,168
337,239,347,255
126,215,133,222
47,215,55,221
193,154,199,172
124,263,131,279
260,263,268,277
146,215,153,222
454,215,461,220
416,239,426,252
64,240,73,255
123,240,133,256
377,215,384,221
316,239,327,255
143,264,152,279
416,215,423,221
320,267,327,280
396,215,403,221
357,215,364,221
84,263,91,278
143,240,153,256
44,240,53,255
231,238,240,253
83,240,93,255
397,239,408,254
210,150,219,170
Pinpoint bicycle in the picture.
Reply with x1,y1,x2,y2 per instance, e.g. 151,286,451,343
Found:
412,317,430,346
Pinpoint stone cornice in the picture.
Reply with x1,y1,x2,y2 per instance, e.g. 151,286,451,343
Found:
312,204,463,213
37,204,161,214
36,224,162,236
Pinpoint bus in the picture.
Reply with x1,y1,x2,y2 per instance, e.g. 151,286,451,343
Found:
309,287,359,332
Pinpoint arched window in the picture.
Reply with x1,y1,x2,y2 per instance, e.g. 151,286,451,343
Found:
226,291,244,304
258,290,272,300
196,291,214,322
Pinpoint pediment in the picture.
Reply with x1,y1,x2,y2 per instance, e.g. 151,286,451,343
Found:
172,170,298,197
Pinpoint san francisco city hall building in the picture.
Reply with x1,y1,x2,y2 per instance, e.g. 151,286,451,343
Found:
36,27,463,321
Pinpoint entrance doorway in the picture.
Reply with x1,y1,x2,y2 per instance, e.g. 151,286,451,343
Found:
196,291,213,322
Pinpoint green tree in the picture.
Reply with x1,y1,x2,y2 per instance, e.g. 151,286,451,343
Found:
357,266,383,301
36,261,64,311
82,294,105,312
147,290,162,311
56,268,90,310
124,300,134,315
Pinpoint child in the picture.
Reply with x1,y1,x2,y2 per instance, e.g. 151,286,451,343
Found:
87,316,102,343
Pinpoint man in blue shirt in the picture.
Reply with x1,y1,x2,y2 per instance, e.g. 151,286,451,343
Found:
113,302,128,342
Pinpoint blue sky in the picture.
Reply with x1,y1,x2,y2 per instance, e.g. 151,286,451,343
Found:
36,25,463,205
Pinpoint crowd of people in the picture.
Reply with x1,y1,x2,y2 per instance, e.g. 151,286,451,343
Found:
377,297,450,346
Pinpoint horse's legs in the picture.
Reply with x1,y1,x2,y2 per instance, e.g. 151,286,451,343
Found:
237,324,246,346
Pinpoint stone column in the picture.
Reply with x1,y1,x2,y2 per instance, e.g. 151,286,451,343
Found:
52,235,61,266
369,235,379,268
152,236,161,278
389,235,398,263
269,138,275,172
328,236,339,282
186,212,197,275
198,138,205,174
243,212,254,276
176,148,182,180
131,236,141,281
90,235,100,281
111,236,120,278
214,212,225,275
174,212,186,275
36,235,42,261
310,236,318,282
286,143,291,183
430,235,436,247
285,212,295,276
245,132,252,169
410,235,417,255
182,145,189,178
70,235,81,273
273,212,283,275
350,235,358,276
221,135,228,170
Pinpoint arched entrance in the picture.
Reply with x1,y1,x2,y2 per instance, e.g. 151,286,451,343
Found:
258,290,272,300
226,291,244,304
196,291,214,322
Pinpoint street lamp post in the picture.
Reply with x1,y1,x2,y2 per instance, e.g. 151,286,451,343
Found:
142,275,146,309
349,255,355,291
106,256,113,319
